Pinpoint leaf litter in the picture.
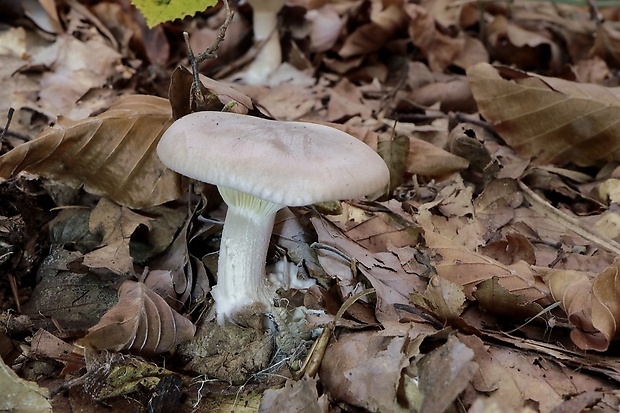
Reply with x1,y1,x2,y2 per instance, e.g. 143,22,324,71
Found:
5,0,620,412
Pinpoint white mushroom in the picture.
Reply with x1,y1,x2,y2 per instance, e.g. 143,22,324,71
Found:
157,111,389,324
243,0,286,84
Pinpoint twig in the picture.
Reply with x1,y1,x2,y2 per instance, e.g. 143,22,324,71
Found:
183,0,235,111
518,181,620,256
1,108,30,142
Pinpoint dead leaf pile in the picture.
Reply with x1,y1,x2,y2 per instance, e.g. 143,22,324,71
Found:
5,0,620,412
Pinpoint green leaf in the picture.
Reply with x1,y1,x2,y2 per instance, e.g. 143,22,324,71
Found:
131,0,218,28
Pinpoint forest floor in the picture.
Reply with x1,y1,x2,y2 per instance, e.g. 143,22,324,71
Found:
3,0,620,412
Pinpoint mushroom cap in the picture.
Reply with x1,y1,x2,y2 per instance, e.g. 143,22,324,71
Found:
157,111,389,206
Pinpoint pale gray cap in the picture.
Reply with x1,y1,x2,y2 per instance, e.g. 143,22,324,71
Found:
157,111,389,206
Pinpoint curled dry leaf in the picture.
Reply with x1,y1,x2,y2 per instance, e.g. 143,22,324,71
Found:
0,95,180,209
541,259,620,351
79,280,195,356
467,63,620,166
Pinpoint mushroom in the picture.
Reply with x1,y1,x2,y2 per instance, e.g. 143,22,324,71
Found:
243,0,286,84
157,111,389,324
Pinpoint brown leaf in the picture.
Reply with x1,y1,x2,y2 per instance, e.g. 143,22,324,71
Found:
591,21,620,68
474,179,523,233
0,95,180,209
407,137,469,177
82,198,152,275
405,4,465,72
259,376,328,413
418,209,550,304
474,277,545,321
467,63,620,166
410,274,467,325
485,15,561,72
460,334,566,412
544,259,620,351
339,5,407,58
168,66,255,119
417,335,477,413
79,280,195,356
478,233,536,266
409,78,477,113
319,331,410,412
310,213,426,324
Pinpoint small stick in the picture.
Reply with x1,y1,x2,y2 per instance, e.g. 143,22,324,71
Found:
183,0,235,111
1,108,14,141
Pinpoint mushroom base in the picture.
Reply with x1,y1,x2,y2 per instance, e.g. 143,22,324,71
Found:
211,187,284,325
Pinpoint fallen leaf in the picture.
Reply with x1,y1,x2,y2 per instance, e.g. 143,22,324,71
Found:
407,136,469,177
405,3,465,72
82,198,152,275
319,331,410,412
311,214,426,324
460,334,566,412
417,209,550,304
0,356,51,412
544,259,620,351
339,5,406,58
417,335,478,413
410,274,468,326
259,375,329,413
486,15,561,72
0,95,180,209
467,62,620,166
79,280,196,356
474,277,545,322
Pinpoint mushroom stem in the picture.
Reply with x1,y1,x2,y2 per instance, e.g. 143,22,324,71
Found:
212,187,284,325
244,0,285,84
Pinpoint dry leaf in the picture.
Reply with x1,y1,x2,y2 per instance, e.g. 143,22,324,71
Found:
79,280,196,356
418,335,477,413
339,5,406,58
410,274,468,326
0,95,180,209
405,4,465,72
0,356,52,412
407,137,469,177
319,331,411,412
486,15,561,72
542,259,620,351
417,209,550,304
467,62,620,166
310,214,426,324
82,198,152,275
259,376,329,413
474,277,545,322
460,334,564,412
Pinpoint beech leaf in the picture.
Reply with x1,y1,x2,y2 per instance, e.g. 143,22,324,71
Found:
79,280,195,356
541,259,620,351
467,63,620,166
0,95,180,209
